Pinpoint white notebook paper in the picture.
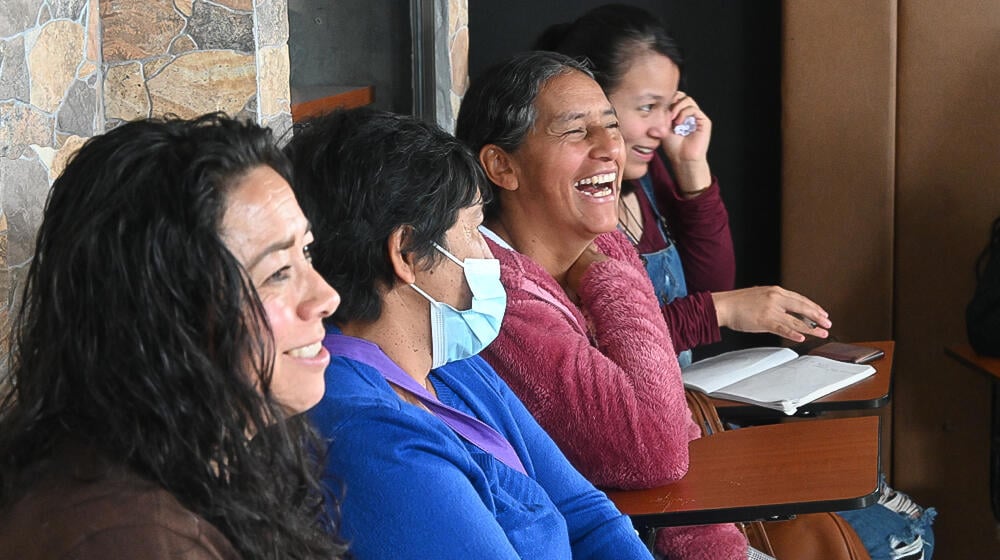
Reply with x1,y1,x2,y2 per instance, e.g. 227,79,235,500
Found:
682,347,876,415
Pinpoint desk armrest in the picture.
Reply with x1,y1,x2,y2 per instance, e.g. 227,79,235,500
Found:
606,416,881,529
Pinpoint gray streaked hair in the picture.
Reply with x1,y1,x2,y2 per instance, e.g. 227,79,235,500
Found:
455,51,594,217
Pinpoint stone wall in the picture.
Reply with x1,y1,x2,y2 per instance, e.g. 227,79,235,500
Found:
101,0,292,135
0,1,467,381
1,0,100,374
435,0,468,132
0,0,292,378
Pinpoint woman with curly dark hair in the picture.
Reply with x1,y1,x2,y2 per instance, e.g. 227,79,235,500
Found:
0,114,349,559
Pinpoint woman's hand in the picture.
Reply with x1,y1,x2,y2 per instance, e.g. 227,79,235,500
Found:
564,243,608,303
661,91,713,195
711,286,832,342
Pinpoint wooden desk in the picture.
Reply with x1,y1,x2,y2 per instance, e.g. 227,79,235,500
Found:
711,340,894,418
946,343,1000,380
945,343,1000,520
606,416,881,534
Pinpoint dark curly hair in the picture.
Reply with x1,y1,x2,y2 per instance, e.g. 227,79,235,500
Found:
0,114,348,559
285,107,485,324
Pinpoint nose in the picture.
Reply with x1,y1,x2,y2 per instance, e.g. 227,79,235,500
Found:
648,111,670,140
590,126,623,161
302,268,340,321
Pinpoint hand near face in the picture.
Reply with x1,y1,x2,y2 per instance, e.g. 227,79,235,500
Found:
661,92,714,194
660,92,712,164
711,286,832,343
564,243,609,304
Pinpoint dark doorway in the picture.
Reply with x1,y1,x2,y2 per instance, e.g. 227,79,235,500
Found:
288,0,413,114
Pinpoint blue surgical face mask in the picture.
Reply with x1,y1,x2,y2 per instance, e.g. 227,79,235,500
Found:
410,242,507,368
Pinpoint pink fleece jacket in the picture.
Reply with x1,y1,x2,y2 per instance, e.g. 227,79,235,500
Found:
481,230,748,560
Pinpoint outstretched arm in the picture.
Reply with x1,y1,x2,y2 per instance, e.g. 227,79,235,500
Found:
712,286,832,342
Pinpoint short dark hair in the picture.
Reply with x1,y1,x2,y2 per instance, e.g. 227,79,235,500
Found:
455,50,592,219
535,3,685,95
0,114,346,559
285,107,486,324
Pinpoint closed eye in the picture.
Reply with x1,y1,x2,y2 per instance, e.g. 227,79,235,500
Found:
267,265,291,284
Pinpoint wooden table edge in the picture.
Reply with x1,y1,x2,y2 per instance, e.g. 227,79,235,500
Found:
945,343,1000,380
608,416,882,527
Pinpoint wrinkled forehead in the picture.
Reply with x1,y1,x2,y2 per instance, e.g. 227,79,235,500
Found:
531,71,616,129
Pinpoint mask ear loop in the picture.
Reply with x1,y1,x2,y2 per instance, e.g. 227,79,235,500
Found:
432,241,466,268
409,282,437,303
411,242,466,303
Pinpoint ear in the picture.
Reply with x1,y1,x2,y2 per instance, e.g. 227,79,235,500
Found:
387,226,418,285
479,144,519,192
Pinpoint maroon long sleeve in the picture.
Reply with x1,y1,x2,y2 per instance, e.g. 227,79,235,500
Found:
647,152,735,293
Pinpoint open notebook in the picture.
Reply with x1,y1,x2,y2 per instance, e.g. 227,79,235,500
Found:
681,347,876,415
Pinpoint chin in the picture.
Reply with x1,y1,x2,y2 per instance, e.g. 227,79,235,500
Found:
589,215,620,236
273,369,327,415
624,163,649,181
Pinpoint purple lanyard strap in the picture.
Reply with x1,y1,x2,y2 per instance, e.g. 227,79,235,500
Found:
325,333,527,476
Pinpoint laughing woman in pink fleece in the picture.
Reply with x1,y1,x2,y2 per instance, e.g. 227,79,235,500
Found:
455,51,756,560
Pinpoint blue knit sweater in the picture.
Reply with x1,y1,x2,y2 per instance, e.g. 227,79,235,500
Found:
308,336,651,559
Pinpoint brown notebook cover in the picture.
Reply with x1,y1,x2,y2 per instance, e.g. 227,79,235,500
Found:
808,342,884,364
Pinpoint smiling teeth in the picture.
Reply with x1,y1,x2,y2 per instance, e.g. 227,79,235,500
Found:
579,186,613,197
574,172,617,187
634,146,654,154
288,341,322,358
574,172,616,198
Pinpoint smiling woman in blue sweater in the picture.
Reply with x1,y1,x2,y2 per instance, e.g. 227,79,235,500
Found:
284,107,651,559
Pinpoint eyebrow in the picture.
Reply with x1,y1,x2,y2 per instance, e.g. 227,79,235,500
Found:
552,110,587,123
551,106,617,124
244,222,312,272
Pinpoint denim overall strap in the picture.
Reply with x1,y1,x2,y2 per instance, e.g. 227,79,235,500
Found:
636,175,692,367
324,333,528,475
632,175,689,300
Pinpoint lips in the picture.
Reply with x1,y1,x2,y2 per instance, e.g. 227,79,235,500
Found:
573,172,617,198
287,341,324,359
630,145,656,162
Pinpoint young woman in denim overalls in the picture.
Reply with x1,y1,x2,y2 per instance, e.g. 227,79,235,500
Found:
539,6,832,363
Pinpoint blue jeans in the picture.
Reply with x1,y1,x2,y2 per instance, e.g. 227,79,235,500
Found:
837,498,936,559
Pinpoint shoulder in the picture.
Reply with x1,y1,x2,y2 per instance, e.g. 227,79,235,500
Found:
434,355,514,413
0,448,237,559
485,235,535,284
437,355,501,391
485,234,576,307
321,354,401,403
309,354,419,437
310,356,468,466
